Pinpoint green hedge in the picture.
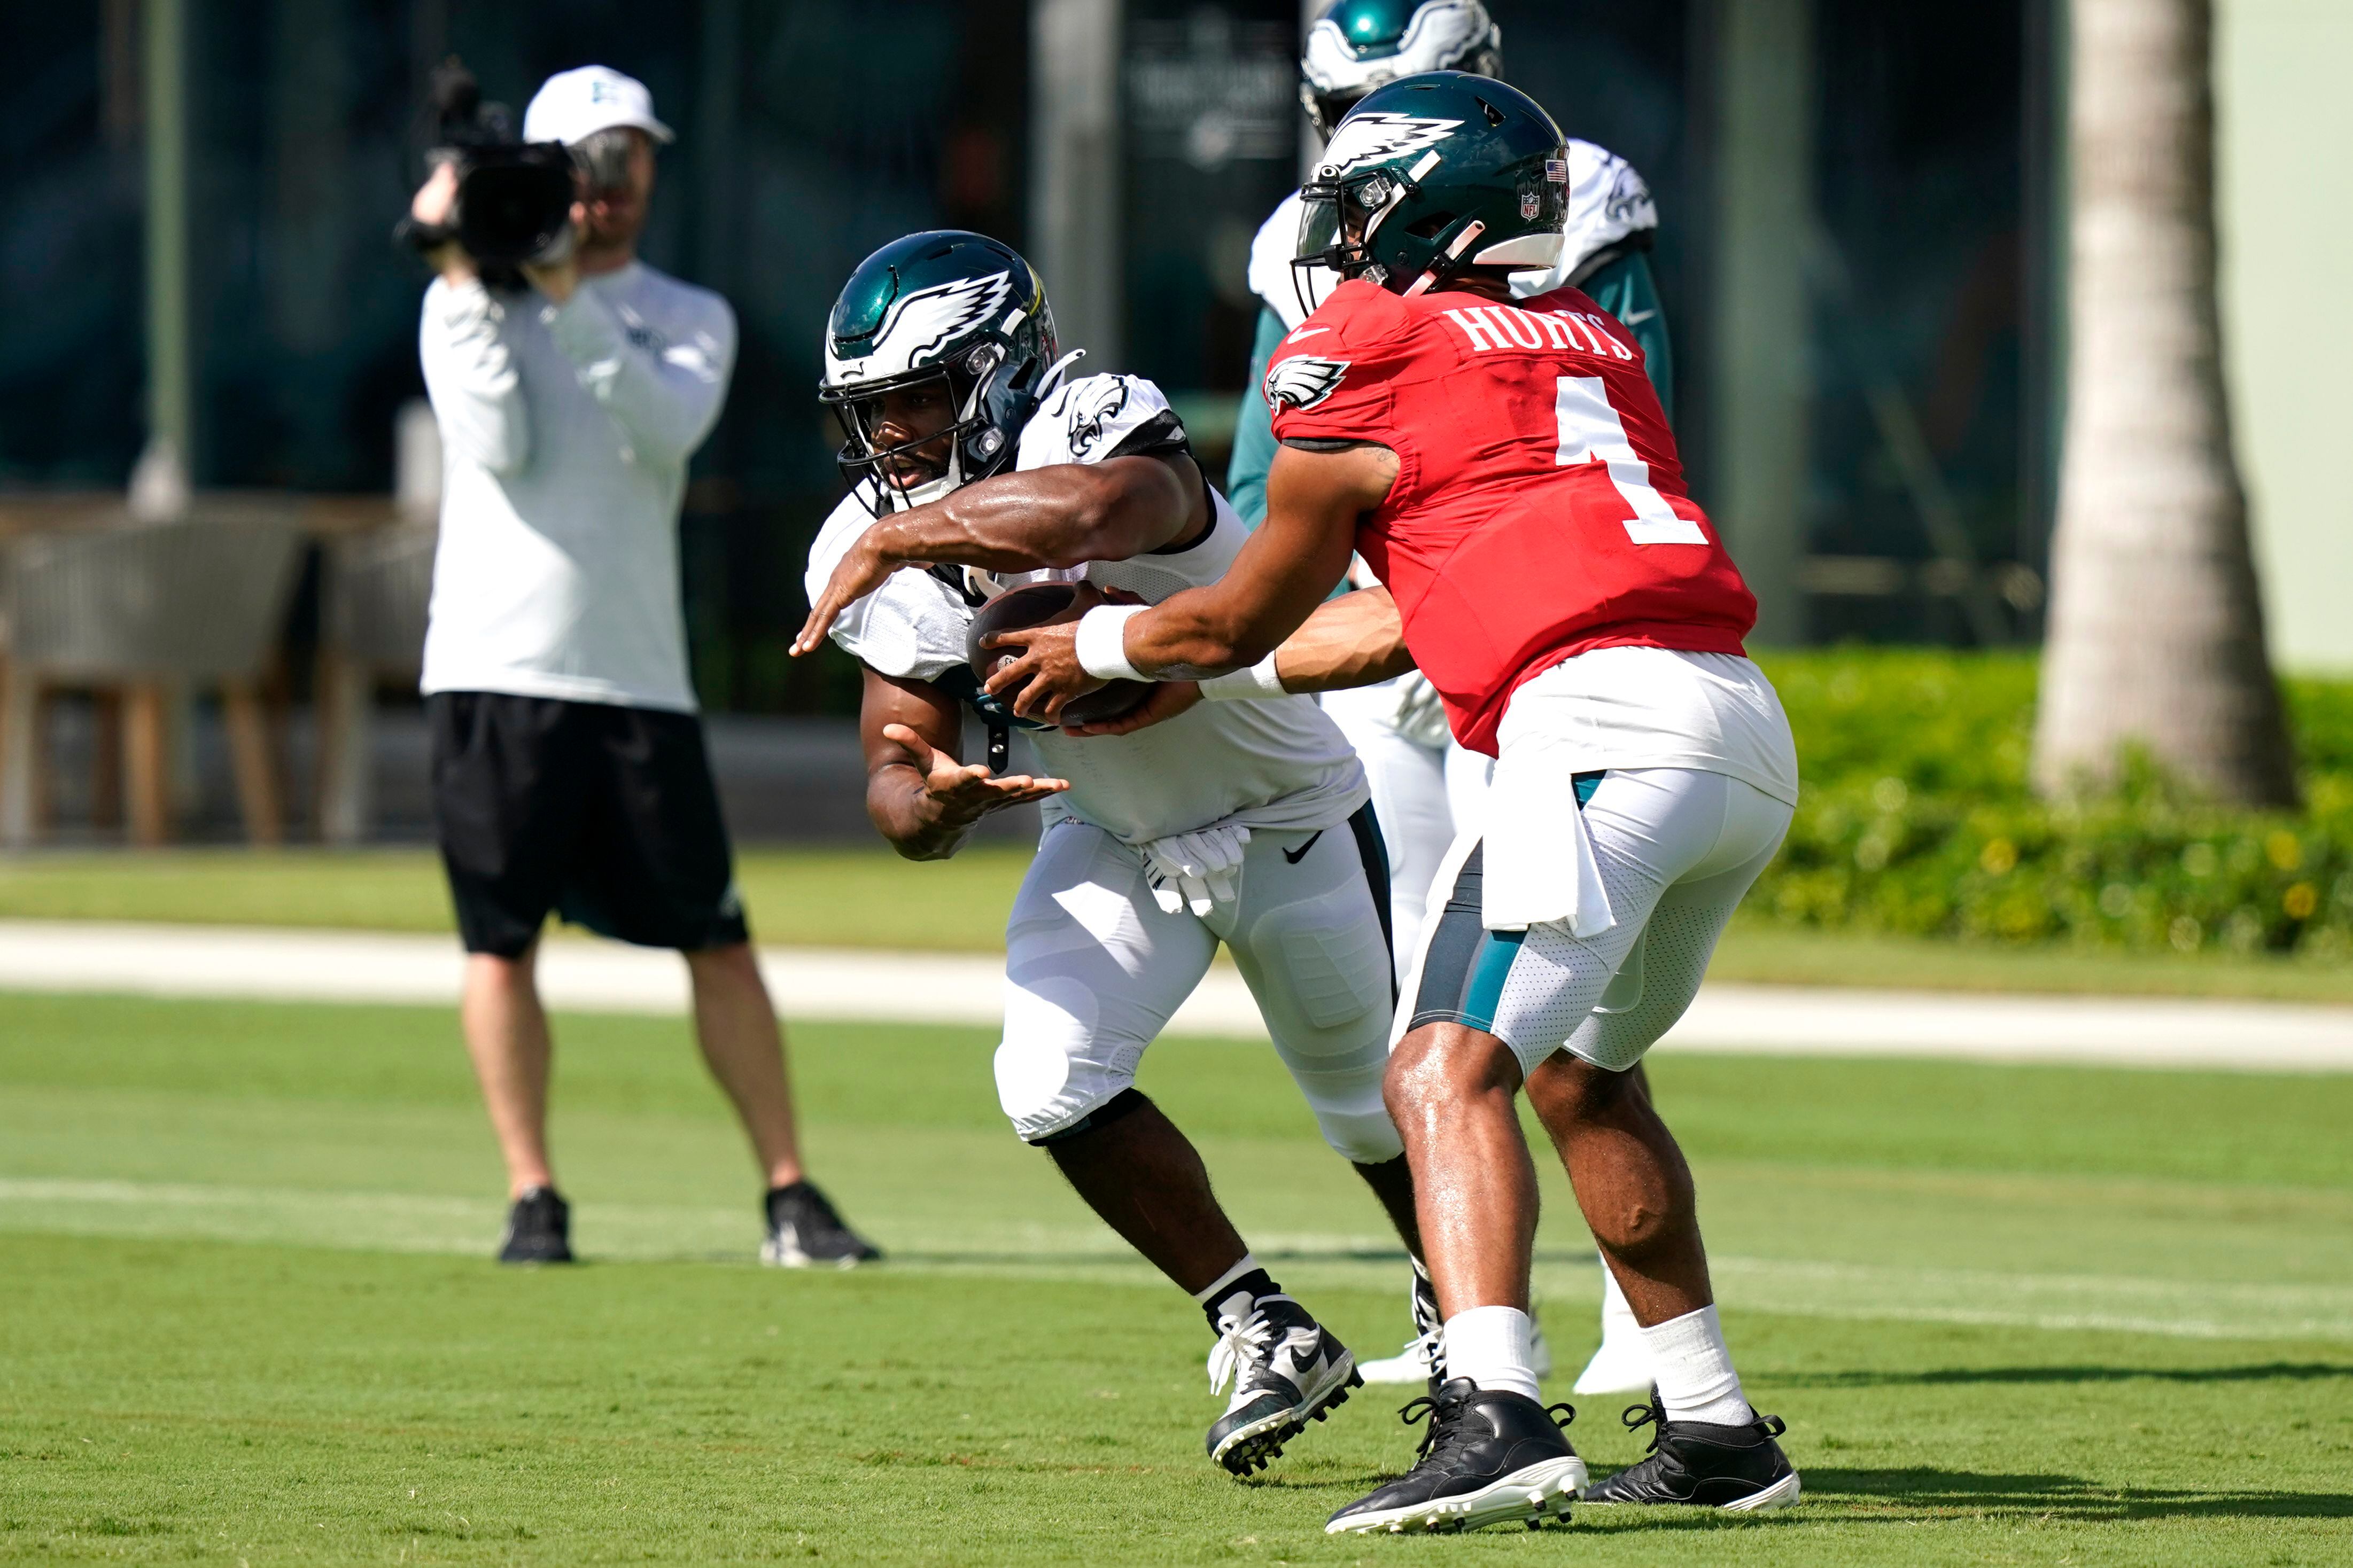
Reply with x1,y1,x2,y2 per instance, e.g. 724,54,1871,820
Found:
1749,650,2353,956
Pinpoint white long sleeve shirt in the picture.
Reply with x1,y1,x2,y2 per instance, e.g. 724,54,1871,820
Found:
417,261,735,712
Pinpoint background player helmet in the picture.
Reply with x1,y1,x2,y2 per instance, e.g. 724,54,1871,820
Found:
1294,73,1571,305
1300,0,1503,141
819,231,1065,516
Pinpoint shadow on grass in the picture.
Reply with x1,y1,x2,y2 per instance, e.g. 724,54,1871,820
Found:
1774,1362,2353,1389
1801,1467,2353,1522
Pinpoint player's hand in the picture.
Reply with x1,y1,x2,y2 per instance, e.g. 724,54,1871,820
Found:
1060,680,1201,738
793,527,906,657
884,722,1068,826
980,620,1100,724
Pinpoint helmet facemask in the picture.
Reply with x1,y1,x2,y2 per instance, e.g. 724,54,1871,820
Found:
1291,152,1442,316
824,342,1026,516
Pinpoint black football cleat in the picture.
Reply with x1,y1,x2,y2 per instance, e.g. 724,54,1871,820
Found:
1580,1390,1801,1511
762,1180,882,1268
1205,1293,1360,1476
1325,1379,1586,1534
497,1185,573,1264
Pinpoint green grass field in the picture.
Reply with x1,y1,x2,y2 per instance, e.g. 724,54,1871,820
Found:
4,991,2349,1563
6,846,2353,1003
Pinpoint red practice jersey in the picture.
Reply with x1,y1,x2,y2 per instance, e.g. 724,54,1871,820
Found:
1264,279,1756,755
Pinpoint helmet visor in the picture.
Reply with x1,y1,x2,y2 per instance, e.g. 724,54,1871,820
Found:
1293,169,1407,314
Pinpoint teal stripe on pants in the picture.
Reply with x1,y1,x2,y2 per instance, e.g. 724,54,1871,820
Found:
1458,927,1527,1035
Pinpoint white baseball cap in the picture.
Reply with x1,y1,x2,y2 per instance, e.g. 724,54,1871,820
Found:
523,65,675,147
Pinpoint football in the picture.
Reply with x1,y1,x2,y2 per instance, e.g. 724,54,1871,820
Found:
967,582,1154,727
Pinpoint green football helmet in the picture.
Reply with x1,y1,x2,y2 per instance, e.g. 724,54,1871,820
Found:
819,231,1068,515
1300,0,1503,139
1294,72,1570,306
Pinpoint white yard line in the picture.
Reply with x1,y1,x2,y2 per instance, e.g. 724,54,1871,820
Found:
3,1174,2346,1340
0,918,2347,1071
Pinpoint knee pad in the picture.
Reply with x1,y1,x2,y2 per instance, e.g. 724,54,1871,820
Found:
1241,886,1393,1042
995,976,1148,1143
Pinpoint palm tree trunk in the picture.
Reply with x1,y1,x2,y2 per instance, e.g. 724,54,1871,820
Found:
2031,0,2297,806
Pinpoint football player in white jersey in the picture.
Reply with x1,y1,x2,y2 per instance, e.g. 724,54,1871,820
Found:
793,231,1420,1478
1223,0,1671,1397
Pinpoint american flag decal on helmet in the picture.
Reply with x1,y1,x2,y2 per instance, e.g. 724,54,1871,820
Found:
1264,356,1352,412
1546,157,1568,184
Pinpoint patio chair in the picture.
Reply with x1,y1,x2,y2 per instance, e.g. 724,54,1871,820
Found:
0,514,306,846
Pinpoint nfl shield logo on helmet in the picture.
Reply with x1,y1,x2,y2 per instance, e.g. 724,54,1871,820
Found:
1520,188,1541,220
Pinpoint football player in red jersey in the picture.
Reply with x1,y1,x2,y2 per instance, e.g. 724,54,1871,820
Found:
979,74,1805,1532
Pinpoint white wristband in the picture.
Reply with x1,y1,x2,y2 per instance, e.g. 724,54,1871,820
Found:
1075,604,1149,682
1199,655,1288,701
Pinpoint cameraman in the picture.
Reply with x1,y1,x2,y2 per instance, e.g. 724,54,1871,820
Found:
410,65,877,1268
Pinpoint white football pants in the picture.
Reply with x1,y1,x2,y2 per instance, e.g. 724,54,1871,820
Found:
994,808,1405,1164
1401,768,1792,1078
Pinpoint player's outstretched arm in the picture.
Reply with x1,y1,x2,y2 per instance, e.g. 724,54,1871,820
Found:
1261,586,1415,695
792,454,1205,657
981,442,1395,723
859,667,1068,861
1059,587,1412,738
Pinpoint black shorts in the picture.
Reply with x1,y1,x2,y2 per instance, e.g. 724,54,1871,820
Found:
428,692,750,958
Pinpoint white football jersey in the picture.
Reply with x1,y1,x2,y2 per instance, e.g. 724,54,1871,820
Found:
806,372,1368,846
1247,138,1659,330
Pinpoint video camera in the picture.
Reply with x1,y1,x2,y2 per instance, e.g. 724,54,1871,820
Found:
398,59,577,277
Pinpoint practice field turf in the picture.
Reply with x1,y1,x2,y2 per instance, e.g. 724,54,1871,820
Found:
7,846,2353,1004
3,993,2350,1564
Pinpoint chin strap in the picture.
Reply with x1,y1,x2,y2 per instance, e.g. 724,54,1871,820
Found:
1402,220,1487,299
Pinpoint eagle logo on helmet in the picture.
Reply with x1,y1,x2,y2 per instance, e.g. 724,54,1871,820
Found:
1063,378,1132,456
1315,113,1464,180
869,270,1014,371
1264,356,1352,411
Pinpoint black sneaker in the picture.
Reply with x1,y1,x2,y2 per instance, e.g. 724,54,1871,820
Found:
1325,1378,1586,1534
1205,1293,1361,1475
761,1180,881,1268
497,1186,573,1264
1581,1390,1801,1511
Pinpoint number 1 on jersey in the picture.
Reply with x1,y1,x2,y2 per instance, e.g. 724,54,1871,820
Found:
1553,376,1707,545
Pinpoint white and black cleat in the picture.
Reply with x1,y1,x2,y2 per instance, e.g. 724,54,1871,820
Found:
760,1180,881,1269
1203,1293,1360,1476
1325,1378,1586,1534
1580,1392,1801,1511
1357,1270,1555,1386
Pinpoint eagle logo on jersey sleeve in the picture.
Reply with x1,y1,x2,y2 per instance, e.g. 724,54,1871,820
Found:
1314,114,1464,180
870,270,1013,369
1264,356,1352,411
1065,378,1132,456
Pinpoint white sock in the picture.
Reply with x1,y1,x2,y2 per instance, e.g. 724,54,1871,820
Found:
1442,1306,1541,1401
1640,1304,1752,1426
1192,1254,1263,1308
1598,1254,1643,1349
